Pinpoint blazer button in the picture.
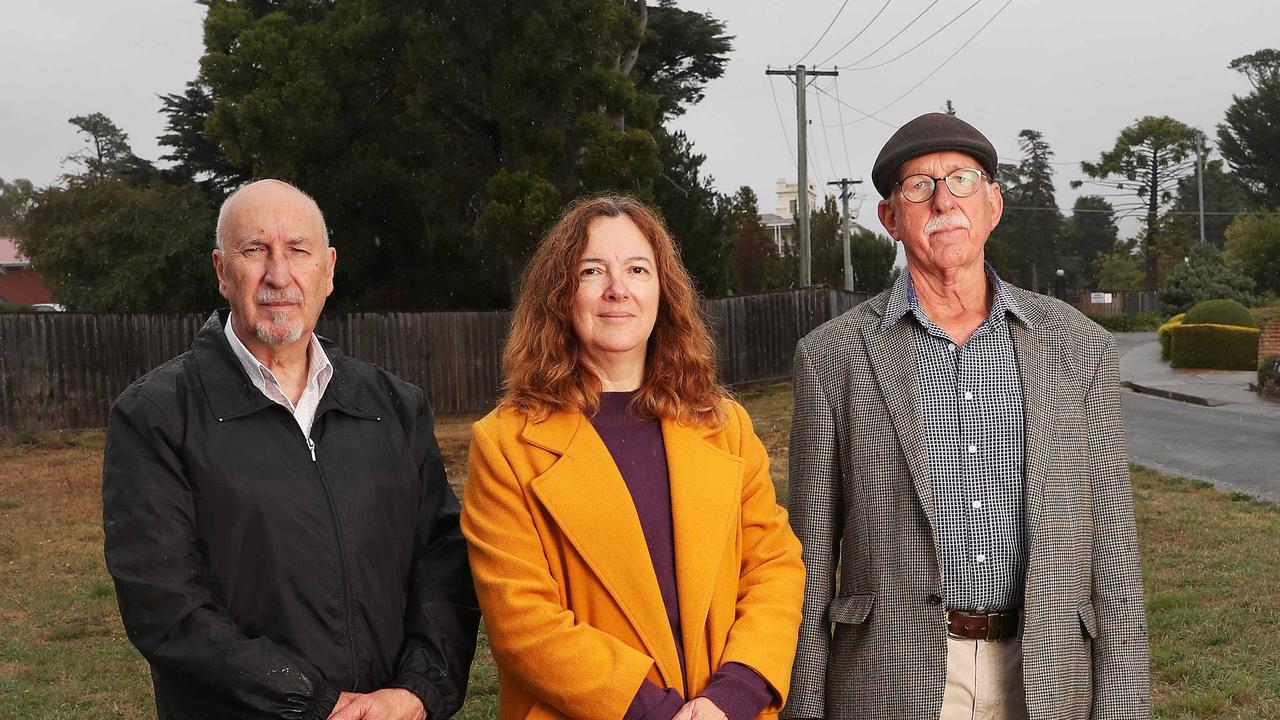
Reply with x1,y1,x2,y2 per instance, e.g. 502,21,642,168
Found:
927,593,943,605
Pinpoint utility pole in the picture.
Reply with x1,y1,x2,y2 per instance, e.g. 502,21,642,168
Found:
828,178,863,291
1196,133,1206,244
766,64,838,286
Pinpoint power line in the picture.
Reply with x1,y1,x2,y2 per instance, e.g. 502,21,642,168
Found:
839,0,953,70
869,0,1017,116
768,75,796,166
814,83,898,129
813,87,840,187
815,0,894,68
843,0,983,71
833,78,854,178
794,0,852,66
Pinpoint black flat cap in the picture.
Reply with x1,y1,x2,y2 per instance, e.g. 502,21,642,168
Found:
871,112,998,198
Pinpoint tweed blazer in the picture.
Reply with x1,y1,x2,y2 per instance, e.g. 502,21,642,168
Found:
461,399,805,720
782,282,1151,720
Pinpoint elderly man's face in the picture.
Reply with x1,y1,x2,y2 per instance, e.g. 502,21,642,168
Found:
213,182,335,352
877,150,1003,277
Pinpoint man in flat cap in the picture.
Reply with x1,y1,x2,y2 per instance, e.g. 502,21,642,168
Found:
782,113,1150,720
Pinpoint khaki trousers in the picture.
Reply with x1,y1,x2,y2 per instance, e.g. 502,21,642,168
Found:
938,634,1029,720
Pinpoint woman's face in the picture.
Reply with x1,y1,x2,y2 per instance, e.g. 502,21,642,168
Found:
571,215,661,375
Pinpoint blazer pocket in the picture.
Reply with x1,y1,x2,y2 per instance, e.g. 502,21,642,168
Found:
828,592,876,625
1077,600,1100,639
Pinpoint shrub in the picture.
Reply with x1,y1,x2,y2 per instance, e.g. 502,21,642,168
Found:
1260,355,1280,396
1169,324,1261,370
1087,312,1162,332
1183,298,1259,328
1158,313,1185,360
1159,244,1258,315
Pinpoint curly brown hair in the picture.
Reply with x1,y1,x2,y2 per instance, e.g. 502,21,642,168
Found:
500,194,727,426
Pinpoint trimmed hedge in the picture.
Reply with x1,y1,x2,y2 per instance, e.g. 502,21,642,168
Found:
1158,313,1185,361
1183,298,1258,328
1087,312,1162,332
1169,323,1261,370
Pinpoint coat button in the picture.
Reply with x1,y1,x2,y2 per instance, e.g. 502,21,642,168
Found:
927,593,943,605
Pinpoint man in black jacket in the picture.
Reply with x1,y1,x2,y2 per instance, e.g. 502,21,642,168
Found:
102,179,479,720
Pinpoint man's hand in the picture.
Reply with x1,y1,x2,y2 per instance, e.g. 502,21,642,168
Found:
330,692,361,717
328,689,426,720
672,697,727,720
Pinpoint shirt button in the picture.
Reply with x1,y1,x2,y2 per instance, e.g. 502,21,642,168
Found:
927,593,943,605
975,553,987,563
964,391,974,400
972,500,983,509
948,343,957,352
967,445,977,454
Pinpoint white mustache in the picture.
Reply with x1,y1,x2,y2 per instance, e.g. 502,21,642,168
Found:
923,212,971,236
256,288,303,305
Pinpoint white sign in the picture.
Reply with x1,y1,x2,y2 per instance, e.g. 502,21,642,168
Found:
1090,292,1114,304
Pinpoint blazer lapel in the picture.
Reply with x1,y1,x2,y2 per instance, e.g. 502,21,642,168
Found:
862,320,936,538
1008,289,1055,537
666,418,741,674
527,412,685,689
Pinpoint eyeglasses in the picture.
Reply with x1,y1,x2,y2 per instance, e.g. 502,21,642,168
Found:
893,168,988,203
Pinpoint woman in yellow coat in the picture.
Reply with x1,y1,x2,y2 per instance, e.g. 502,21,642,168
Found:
461,195,805,720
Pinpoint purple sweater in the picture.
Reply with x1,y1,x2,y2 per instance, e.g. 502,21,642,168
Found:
590,392,775,720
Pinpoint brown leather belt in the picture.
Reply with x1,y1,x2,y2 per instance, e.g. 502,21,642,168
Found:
946,609,1020,641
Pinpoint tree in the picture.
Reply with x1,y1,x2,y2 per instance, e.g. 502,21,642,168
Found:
18,112,220,312
992,129,1065,292
630,0,732,122
160,0,731,310
1224,212,1280,296
64,113,156,184
725,186,785,293
1064,196,1118,286
807,196,895,292
1075,116,1200,290
0,177,35,236
1093,247,1144,292
1218,49,1280,209
652,129,731,296
1158,243,1258,315
1162,158,1250,249
20,179,218,311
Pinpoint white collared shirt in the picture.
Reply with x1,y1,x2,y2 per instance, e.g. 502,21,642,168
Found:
224,313,333,436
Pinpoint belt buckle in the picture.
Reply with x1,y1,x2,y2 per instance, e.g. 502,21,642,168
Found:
985,612,1002,642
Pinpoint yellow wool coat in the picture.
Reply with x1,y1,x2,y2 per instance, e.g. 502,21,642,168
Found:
460,399,805,720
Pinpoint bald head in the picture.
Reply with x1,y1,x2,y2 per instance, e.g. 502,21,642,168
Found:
212,178,337,355
215,179,328,251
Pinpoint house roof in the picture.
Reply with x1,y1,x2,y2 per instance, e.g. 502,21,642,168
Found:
0,237,29,267
759,213,792,228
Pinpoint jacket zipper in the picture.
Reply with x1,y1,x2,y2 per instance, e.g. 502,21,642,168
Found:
306,435,361,690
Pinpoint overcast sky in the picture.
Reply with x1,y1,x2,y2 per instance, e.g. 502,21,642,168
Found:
3,0,1276,243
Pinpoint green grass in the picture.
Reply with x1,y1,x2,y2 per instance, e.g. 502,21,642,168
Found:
2,387,1278,717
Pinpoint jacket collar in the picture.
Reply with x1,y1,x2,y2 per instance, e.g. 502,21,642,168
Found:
521,408,738,691
192,309,380,423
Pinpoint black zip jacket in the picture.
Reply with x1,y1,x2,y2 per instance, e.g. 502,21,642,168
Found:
102,310,479,719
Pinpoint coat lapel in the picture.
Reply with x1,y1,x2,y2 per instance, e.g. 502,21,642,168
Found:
526,412,685,689
862,318,936,538
1007,287,1055,537
665,418,741,675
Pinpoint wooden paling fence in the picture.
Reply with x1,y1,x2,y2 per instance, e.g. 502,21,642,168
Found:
0,286,868,430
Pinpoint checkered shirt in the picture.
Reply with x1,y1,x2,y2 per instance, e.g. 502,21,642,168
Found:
881,265,1031,612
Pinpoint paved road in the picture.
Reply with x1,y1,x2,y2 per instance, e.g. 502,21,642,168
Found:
1121,391,1280,503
